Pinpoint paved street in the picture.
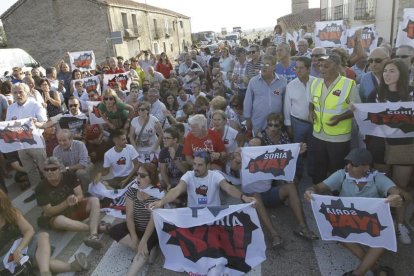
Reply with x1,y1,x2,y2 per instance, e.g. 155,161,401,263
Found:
5,172,414,276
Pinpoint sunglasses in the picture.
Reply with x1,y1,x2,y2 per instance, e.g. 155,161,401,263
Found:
137,172,148,178
268,123,281,128
104,97,115,101
395,55,410,59
69,104,78,107
367,58,385,64
249,50,256,54
311,54,324,58
44,167,59,172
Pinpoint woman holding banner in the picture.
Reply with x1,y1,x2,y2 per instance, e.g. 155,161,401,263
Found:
364,59,414,244
0,190,89,276
108,163,163,276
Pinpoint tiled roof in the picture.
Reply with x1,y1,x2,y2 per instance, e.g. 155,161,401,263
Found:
1,0,189,20
277,8,320,30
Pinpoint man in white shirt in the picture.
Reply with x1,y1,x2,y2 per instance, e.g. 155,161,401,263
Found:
6,83,47,201
284,57,314,178
94,129,139,188
148,88,170,129
149,151,255,208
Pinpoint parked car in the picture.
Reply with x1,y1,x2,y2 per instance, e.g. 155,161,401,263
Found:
0,48,45,78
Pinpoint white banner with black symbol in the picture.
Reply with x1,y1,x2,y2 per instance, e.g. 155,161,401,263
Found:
241,143,300,184
68,50,96,71
0,118,45,153
311,194,397,252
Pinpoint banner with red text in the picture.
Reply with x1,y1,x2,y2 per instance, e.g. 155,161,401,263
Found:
311,194,396,252
102,73,131,92
241,143,300,184
81,75,101,95
0,118,44,153
68,50,96,71
314,20,347,48
346,24,378,54
153,203,266,276
353,102,414,138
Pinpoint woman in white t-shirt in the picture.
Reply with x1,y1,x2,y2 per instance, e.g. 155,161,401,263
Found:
218,47,235,73
129,101,163,163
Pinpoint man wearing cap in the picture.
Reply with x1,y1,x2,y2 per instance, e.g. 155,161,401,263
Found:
308,53,360,185
304,148,403,276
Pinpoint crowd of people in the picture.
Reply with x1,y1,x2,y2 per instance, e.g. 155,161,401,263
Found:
0,25,414,276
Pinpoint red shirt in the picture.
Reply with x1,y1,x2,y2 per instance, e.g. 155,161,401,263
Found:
155,61,173,78
105,67,125,74
183,129,226,166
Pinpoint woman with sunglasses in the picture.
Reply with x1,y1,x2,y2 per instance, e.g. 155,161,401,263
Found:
0,190,89,276
159,127,189,191
256,113,291,146
108,163,164,276
98,88,134,130
364,58,414,244
155,52,173,79
129,101,163,163
39,78,62,118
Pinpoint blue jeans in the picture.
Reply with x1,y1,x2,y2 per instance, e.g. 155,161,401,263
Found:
291,116,314,178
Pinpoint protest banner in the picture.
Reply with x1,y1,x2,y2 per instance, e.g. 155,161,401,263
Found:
102,73,131,92
68,50,96,71
353,102,414,138
0,118,45,153
314,20,347,48
86,101,106,125
153,203,266,276
396,8,414,47
81,75,101,95
241,143,300,184
346,24,378,54
310,194,397,252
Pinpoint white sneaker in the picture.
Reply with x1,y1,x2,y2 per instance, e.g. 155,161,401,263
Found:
397,224,412,244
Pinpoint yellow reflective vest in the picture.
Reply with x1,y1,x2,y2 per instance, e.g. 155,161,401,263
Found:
310,76,355,136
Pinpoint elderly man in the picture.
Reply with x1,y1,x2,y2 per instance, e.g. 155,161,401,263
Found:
35,157,105,250
147,88,169,128
6,83,47,201
244,55,287,134
183,114,226,170
178,53,204,91
149,151,255,209
275,42,296,83
106,57,125,74
146,66,165,83
304,148,403,276
296,39,311,58
53,129,93,191
309,54,360,185
309,47,326,77
359,47,390,102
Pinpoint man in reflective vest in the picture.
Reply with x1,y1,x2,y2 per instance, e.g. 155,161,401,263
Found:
308,53,361,185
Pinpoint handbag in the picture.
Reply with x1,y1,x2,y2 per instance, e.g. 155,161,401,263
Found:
384,143,414,165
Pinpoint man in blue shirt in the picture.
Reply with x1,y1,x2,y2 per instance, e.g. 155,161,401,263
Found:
275,43,296,83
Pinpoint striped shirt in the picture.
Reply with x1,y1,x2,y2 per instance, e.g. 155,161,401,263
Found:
232,60,248,89
246,56,262,80
53,140,90,167
126,185,158,232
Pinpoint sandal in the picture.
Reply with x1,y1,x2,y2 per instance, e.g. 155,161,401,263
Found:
83,234,103,250
294,226,319,241
373,265,394,276
98,221,111,234
70,252,89,271
271,235,283,249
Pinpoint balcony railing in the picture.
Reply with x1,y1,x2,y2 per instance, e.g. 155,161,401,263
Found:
354,0,376,20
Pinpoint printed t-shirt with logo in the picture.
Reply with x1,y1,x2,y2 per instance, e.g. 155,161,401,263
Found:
181,170,224,207
103,144,139,177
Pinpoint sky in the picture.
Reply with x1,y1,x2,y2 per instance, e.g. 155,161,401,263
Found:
1,0,320,32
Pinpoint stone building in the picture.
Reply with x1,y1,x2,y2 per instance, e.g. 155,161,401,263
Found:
320,0,414,44
277,0,319,34
0,0,192,66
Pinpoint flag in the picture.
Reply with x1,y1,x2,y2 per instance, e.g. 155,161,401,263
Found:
241,143,300,184
153,203,266,276
353,102,414,138
102,73,131,92
314,20,347,48
0,118,44,153
311,194,397,252
68,50,96,71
